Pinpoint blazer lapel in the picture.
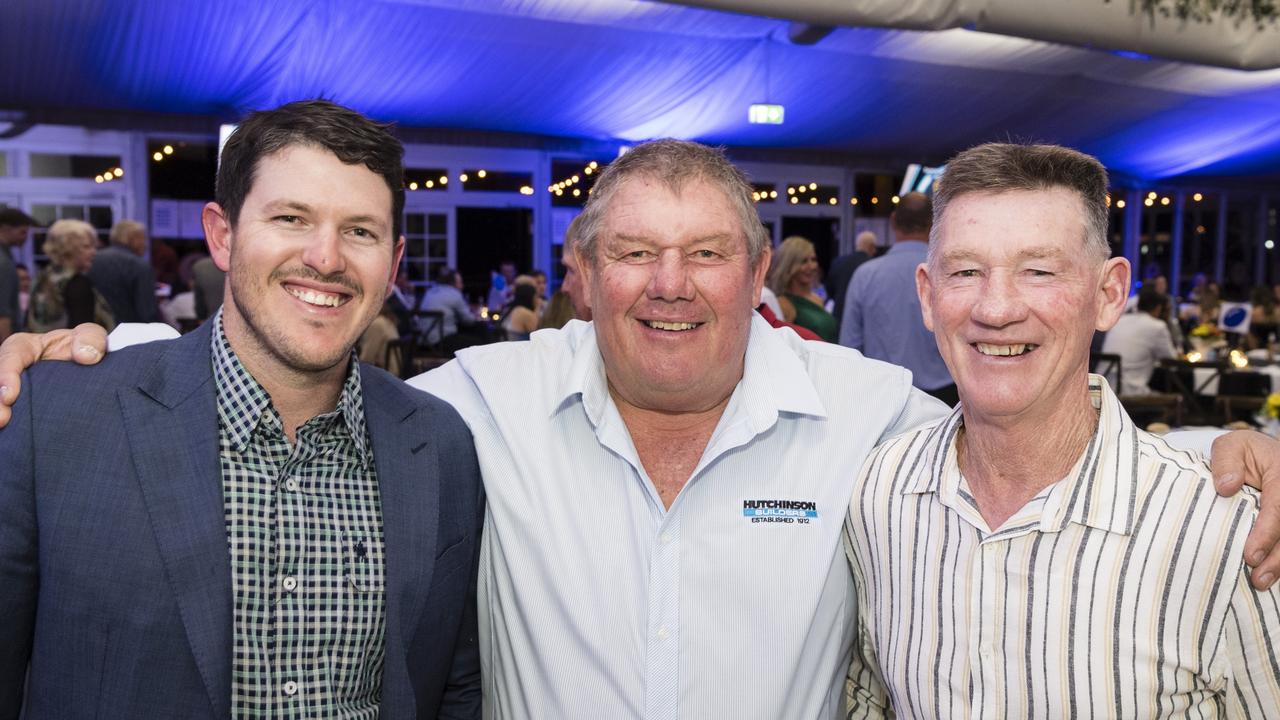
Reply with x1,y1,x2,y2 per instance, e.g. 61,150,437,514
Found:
363,368,441,716
117,324,232,720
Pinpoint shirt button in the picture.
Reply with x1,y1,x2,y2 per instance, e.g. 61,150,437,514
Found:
285,478,299,492
283,680,298,696
657,627,669,640
660,533,672,544
282,576,297,592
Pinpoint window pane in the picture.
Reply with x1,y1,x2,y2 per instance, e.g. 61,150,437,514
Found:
30,153,122,180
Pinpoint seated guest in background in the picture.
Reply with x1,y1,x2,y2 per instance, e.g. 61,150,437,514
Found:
27,219,114,332
840,192,956,405
486,258,516,311
846,142,1280,718
501,280,538,340
767,235,838,342
419,265,478,353
1248,284,1279,349
88,219,159,323
191,254,226,320
530,269,548,315
386,272,416,335
825,229,877,324
1103,287,1179,395
536,289,576,330
359,301,402,376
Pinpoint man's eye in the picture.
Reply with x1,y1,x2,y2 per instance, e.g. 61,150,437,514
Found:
694,249,719,259
952,269,979,278
1028,269,1054,277
276,215,302,224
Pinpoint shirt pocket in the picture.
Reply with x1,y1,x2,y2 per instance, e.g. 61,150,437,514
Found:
343,530,386,593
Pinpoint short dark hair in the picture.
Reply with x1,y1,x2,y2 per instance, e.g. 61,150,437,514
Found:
1136,288,1168,315
512,281,537,310
0,207,37,228
217,99,405,242
435,265,458,284
892,192,932,235
932,143,1110,262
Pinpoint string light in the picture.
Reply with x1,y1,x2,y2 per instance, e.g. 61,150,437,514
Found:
1160,197,1170,206
152,152,163,162
409,182,419,190
477,169,487,178
163,145,174,155
1193,192,1203,202
1116,199,1126,209
549,160,604,195
459,173,469,183
1144,198,1154,207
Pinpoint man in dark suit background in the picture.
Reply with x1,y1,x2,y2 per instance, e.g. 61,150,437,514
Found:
0,100,483,719
88,219,160,323
824,229,877,324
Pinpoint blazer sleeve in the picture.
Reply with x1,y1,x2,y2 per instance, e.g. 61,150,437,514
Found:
435,421,485,720
0,371,39,719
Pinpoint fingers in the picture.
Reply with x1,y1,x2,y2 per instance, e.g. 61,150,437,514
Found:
1247,491,1280,590
1211,431,1252,496
0,332,51,429
70,323,108,365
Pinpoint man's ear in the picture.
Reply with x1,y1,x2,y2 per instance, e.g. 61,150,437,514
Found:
386,236,406,300
751,244,772,308
573,242,595,297
1095,256,1131,332
916,262,936,332
203,202,233,272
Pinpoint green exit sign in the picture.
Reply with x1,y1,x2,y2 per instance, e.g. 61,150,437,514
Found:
748,104,785,125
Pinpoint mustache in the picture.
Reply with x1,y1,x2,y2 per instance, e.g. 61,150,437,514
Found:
269,266,362,296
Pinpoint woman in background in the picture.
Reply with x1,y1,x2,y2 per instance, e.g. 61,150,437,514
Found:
537,290,577,331
767,235,837,342
503,282,539,341
27,219,114,332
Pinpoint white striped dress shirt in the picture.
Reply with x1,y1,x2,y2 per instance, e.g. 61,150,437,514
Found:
411,315,948,719
845,375,1280,719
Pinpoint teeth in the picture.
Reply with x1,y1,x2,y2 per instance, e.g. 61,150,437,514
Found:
289,287,344,307
976,342,1036,356
646,320,699,331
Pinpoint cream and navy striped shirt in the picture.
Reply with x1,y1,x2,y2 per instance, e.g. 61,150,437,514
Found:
845,375,1280,718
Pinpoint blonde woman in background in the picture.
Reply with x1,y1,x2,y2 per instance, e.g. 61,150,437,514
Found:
27,219,114,332
767,235,837,342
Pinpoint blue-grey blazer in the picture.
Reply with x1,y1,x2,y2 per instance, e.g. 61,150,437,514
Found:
0,322,483,719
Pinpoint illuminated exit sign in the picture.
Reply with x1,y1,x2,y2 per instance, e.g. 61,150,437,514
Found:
748,104,785,124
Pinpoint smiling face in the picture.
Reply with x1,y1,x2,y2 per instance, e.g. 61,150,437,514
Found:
207,144,403,378
577,175,769,413
792,251,819,291
918,188,1128,428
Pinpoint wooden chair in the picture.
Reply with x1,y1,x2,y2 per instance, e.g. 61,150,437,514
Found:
1094,352,1184,427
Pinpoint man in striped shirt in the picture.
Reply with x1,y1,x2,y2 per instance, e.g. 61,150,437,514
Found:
845,143,1280,718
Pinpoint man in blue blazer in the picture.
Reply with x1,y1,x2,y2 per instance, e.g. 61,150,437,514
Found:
0,100,483,719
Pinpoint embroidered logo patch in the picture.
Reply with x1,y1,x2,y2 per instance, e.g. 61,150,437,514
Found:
742,499,818,524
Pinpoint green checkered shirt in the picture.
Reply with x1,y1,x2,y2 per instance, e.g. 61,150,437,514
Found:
212,312,387,719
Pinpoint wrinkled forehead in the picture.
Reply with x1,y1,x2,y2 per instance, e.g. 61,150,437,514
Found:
935,188,1090,255
602,176,747,243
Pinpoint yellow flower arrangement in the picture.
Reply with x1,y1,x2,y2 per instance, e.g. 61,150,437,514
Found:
1189,322,1222,339
1265,393,1280,420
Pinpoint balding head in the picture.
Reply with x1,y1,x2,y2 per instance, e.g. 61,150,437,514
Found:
891,192,932,240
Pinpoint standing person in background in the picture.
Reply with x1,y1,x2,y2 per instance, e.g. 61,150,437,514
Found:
191,254,226,321
149,237,180,293
840,192,955,405
26,219,114,332
559,215,592,321
768,235,838,342
825,229,877,324
89,220,159,323
0,208,36,341
529,269,548,315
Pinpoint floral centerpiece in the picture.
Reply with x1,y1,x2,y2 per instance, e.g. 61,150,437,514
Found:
1188,322,1226,357
1258,393,1280,437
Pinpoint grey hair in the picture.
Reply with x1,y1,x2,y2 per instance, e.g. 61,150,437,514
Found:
574,139,768,268
931,143,1111,262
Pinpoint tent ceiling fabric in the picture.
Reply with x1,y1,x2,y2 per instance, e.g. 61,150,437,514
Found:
4,0,1280,185
669,0,1280,70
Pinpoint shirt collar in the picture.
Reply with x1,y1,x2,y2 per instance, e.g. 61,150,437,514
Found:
552,313,828,430
906,373,1139,537
211,309,372,464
